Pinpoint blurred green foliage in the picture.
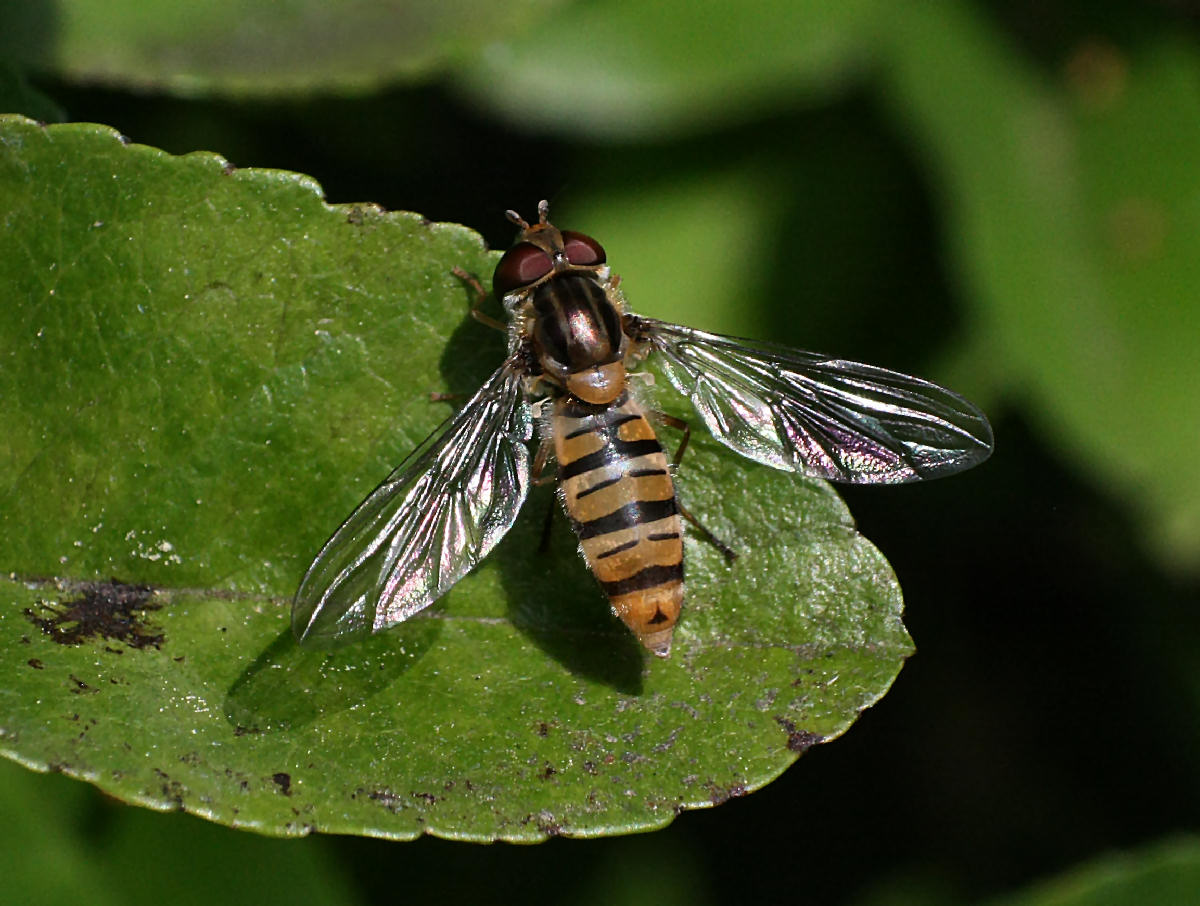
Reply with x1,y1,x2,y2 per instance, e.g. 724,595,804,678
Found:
2,0,1198,903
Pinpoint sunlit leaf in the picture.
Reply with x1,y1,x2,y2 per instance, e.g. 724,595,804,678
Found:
0,116,912,840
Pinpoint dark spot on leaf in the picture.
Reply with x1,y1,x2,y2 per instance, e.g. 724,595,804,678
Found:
540,763,557,780
224,768,251,792
583,761,597,775
708,784,746,806
173,656,185,663
535,721,551,737
652,727,682,753
27,658,43,669
359,787,404,813
537,818,563,837
104,646,123,655
347,205,379,226
222,161,237,175
233,725,261,737
671,700,701,720
272,772,292,796
153,769,185,808
754,688,779,710
25,580,162,649
412,791,440,805
68,674,97,695
775,717,824,753
791,667,817,686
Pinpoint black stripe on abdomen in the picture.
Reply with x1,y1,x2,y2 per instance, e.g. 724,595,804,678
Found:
600,564,683,597
559,437,662,481
558,391,630,422
573,497,679,540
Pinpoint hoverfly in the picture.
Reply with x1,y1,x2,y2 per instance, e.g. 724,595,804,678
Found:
292,201,993,657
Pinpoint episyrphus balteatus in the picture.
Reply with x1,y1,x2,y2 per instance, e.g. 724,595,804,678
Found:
292,201,994,657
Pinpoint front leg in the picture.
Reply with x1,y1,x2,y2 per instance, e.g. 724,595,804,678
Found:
451,266,507,332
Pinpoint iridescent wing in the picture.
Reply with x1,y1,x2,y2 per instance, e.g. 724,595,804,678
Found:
633,318,993,484
293,361,532,646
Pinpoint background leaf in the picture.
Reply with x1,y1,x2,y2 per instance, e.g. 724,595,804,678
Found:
989,836,1200,906
878,0,1200,570
0,116,911,840
0,758,356,906
0,0,558,95
455,0,880,139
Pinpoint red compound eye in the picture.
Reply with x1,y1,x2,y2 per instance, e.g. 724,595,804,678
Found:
561,230,606,266
493,243,553,295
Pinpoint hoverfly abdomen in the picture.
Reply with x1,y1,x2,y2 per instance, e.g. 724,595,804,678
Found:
553,393,684,657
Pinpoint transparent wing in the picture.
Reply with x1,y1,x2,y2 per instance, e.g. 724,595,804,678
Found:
292,361,532,647
635,318,994,484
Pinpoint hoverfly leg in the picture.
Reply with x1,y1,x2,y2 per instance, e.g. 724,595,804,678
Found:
648,410,692,469
531,437,560,553
451,266,507,332
648,410,738,564
531,437,557,487
678,501,738,564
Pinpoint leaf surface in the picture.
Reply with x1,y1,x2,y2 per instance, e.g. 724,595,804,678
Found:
0,116,912,840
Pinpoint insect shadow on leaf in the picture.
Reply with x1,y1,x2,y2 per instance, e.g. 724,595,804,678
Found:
223,620,439,734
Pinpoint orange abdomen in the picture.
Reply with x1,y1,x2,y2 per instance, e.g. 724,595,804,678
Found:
553,393,684,656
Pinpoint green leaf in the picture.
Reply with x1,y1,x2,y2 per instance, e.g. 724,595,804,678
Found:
0,115,912,840
0,758,356,906
878,1,1200,570
454,0,881,140
0,62,66,123
989,836,1200,906
2,0,556,95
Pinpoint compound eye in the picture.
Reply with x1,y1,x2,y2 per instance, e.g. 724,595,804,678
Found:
561,231,606,266
493,243,553,296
